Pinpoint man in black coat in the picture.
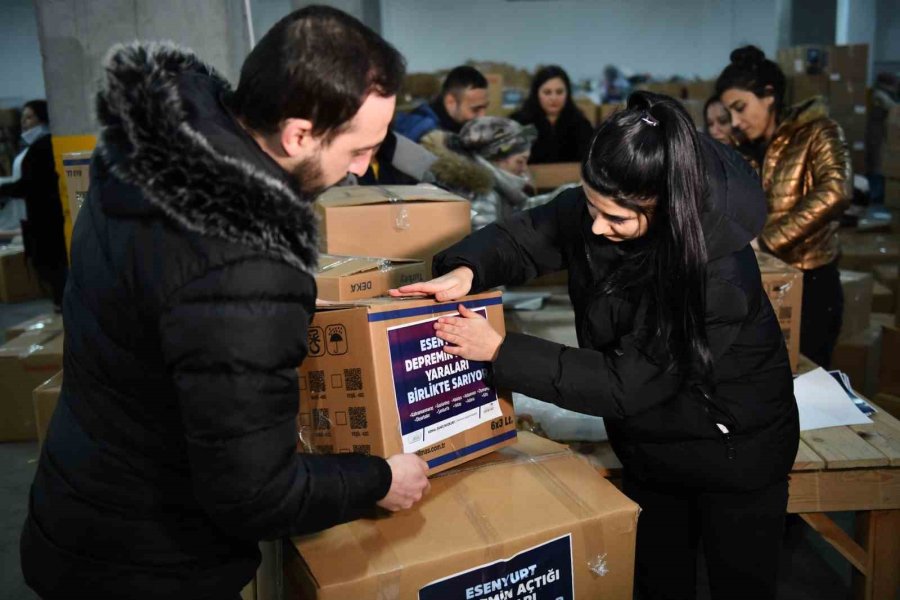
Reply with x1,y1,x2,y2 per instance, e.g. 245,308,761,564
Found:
20,7,429,599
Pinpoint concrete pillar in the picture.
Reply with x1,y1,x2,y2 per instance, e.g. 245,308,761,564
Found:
33,0,253,245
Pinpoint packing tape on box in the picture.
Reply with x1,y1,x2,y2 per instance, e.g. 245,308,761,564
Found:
377,186,411,231
525,456,614,579
318,255,394,274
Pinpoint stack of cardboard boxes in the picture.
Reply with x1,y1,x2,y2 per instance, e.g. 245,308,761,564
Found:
884,106,900,210
0,246,45,303
0,329,64,442
778,44,869,173
285,184,640,598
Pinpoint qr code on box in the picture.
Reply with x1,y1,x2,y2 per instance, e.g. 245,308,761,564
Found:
344,368,363,391
309,370,326,393
312,408,330,430
349,406,368,430
352,445,371,455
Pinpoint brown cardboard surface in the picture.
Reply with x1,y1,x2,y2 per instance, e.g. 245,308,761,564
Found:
873,280,895,314
597,103,624,124
789,74,829,104
828,44,868,83
839,270,874,340
315,255,428,302
286,432,639,600
778,45,829,76
884,149,900,180
828,79,867,116
484,73,504,118
887,106,900,151
298,291,516,474
33,370,62,446
680,99,705,130
756,252,803,372
574,97,597,126
0,330,63,441
873,264,898,291
0,247,44,303
4,312,63,342
880,323,900,396
316,185,471,265
839,231,900,270
832,325,882,397
61,151,92,224
833,111,866,146
530,162,581,191
684,79,715,100
886,178,900,209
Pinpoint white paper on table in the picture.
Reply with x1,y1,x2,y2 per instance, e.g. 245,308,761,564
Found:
794,367,873,431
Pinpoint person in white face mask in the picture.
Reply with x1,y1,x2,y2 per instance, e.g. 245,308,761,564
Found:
0,100,68,307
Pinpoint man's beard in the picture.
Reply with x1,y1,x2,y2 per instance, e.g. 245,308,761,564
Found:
292,152,327,197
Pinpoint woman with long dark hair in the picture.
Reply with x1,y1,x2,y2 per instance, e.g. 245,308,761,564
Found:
716,46,851,368
393,91,798,600
510,65,593,164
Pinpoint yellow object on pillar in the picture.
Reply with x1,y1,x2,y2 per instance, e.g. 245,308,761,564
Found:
50,135,96,254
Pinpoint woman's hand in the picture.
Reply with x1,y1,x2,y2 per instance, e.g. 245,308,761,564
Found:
434,304,504,362
389,266,474,302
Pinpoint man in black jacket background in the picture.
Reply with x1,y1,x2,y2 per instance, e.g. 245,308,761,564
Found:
20,7,429,599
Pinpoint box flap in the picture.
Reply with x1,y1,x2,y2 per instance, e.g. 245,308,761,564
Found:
317,184,466,208
0,330,58,359
7,313,63,335
35,370,64,392
317,255,423,279
62,150,93,164
755,251,802,274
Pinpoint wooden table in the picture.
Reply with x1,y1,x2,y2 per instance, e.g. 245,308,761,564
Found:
505,289,900,600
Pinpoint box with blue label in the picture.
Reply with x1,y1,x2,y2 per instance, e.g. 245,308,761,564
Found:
297,290,516,474
285,432,640,599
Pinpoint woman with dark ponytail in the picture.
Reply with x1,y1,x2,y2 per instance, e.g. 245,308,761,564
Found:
393,91,798,600
717,46,851,368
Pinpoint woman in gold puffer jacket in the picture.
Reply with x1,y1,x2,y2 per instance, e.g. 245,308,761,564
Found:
716,46,851,368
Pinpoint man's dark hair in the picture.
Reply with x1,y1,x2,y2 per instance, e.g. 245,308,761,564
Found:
441,66,488,98
23,100,49,125
230,5,406,138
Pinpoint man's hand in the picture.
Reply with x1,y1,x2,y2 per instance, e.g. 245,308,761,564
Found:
389,266,474,301
376,454,430,512
434,304,504,362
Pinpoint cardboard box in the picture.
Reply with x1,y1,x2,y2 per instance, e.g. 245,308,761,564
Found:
873,264,898,292
828,44,868,83
879,323,900,395
883,149,900,180
873,393,900,421
0,330,64,441
789,74,829,104
597,103,624,124
839,232,900,270
0,247,44,303
484,73,504,118
62,151,92,224
5,312,63,342
851,147,866,175
839,270,874,340
574,97,597,126
872,280,895,314
316,185,471,267
778,45,829,76
680,99,705,130
828,79,867,116
684,79,715,101
756,252,803,373
530,162,581,192
298,291,516,474
33,370,62,446
285,432,640,600
885,178,900,209
832,324,882,397
315,255,428,302
887,106,900,151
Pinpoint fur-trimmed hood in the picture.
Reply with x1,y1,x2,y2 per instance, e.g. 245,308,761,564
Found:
95,42,318,274
778,96,830,134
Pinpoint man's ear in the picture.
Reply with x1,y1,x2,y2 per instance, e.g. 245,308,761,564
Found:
443,92,458,115
280,118,316,158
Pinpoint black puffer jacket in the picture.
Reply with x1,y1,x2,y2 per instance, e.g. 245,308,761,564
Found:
20,43,391,599
435,136,799,492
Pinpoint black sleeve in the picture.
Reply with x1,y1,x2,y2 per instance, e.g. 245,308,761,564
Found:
433,188,580,290
491,276,749,419
0,142,45,199
576,115,595,161
159,259,392,540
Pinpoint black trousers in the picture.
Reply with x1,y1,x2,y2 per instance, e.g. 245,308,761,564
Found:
799,260,843,369
624,477,789,600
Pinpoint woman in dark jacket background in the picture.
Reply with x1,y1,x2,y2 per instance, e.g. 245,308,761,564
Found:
510,65,594,164
0,100,68,308
394,91,799,600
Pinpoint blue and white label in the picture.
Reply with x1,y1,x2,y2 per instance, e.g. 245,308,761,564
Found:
419,534,574,600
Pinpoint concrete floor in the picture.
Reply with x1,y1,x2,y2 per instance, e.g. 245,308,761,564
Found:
0,298,865,600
